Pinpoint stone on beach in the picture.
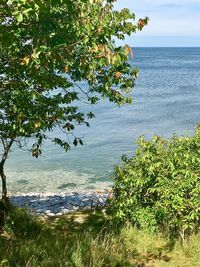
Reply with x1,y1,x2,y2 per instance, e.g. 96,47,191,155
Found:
10,191,113,216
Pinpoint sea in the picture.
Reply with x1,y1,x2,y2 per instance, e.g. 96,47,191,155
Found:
4,47,200,195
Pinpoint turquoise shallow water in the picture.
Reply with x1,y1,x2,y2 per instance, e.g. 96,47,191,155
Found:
4,47,200,194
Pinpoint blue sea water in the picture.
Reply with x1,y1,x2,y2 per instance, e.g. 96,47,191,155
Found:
5,47,200,194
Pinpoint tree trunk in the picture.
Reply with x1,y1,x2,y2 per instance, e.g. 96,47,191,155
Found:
0,139,14,200
0,162,7,200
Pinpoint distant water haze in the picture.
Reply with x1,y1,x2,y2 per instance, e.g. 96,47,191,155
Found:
4,47,200,195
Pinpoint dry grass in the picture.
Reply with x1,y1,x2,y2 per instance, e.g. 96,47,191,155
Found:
0,206,200,266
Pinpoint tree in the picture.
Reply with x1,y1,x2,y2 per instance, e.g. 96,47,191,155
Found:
0,0,148,199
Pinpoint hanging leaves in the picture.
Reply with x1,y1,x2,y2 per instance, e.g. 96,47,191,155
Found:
0,0,148,158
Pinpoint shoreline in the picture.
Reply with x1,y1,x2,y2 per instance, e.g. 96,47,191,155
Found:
10,190,113,216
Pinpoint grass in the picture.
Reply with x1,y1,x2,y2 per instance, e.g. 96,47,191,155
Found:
0,206,200,267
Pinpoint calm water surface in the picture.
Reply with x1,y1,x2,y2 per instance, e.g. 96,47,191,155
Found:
5,47,200,194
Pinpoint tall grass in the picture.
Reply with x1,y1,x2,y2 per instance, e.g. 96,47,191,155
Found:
0,206,200,266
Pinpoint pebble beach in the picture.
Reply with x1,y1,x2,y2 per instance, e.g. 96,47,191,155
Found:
10,190,113,216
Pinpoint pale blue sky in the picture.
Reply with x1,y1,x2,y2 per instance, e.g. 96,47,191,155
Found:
115,0,200,47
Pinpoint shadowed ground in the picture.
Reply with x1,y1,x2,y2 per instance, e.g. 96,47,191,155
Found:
0,205,200,267
10,191,112,216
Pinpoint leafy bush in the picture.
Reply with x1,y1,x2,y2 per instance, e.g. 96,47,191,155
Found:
111,125,200,241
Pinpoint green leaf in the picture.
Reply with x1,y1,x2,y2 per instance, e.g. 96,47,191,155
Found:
16,13,23,22
73,139,78,147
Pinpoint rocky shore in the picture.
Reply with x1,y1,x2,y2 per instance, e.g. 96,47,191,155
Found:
10,190,113,216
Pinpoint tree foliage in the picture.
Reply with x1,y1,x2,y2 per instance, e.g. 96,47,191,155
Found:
0,0,148,198
111,125,200,242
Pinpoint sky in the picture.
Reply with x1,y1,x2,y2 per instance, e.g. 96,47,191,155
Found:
115,0,200,47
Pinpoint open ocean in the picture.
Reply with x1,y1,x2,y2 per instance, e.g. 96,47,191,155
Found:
5,47,200,195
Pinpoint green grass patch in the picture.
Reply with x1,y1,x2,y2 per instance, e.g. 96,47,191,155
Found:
0,206,200,266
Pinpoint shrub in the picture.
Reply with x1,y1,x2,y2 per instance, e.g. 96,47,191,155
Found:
111,125,200,242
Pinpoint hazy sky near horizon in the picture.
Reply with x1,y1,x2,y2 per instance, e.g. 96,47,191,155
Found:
115,0,200,47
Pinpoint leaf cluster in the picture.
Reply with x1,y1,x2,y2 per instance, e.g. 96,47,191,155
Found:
111,125,200,241
0,0,148,156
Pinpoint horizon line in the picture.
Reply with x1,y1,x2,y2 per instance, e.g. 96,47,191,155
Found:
131,46,200,48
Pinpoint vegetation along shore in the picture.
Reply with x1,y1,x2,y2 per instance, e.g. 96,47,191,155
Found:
1,0,200,266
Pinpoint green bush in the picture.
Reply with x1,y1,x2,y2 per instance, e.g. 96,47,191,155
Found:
111,125,200,241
